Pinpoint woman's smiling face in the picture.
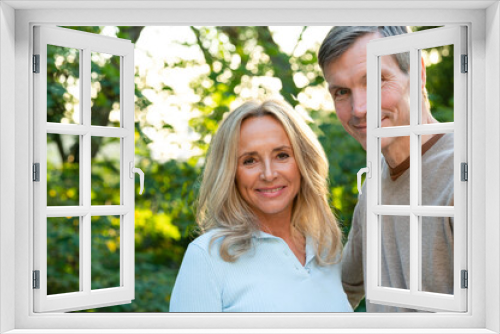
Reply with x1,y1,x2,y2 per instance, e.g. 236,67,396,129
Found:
235,115,301,224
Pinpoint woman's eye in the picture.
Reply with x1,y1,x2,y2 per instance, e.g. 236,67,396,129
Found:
243,158,255,165
277,152,290,160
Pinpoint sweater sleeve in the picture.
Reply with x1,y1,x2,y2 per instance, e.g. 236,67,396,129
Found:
341,199,366,310
169,243,223,312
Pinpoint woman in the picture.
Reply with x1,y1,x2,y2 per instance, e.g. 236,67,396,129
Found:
169,100,352,312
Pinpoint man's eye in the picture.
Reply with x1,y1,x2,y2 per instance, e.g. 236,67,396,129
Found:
277,152,290,160
335,88,349,98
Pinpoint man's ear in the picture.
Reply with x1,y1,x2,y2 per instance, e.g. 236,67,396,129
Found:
420,56,427,90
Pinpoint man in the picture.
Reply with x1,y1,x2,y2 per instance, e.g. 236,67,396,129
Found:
318,26,454,312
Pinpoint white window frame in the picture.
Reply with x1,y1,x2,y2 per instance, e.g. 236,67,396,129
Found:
0,1,499,333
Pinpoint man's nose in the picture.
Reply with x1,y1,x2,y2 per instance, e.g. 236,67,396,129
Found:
351,89,367,118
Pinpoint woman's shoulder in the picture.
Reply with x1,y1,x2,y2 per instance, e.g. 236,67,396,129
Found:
189,228,225,254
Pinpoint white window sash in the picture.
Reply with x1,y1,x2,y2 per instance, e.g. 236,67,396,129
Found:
365,25,468,312
33,25,136,313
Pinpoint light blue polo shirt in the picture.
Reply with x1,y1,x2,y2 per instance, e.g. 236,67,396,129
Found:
169,229,353,312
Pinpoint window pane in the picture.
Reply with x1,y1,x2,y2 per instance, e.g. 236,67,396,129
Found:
47,134,79,206
47,217,80,295
47,45,80,124
91,52,120,127
91,216,121,290
421,133,454,206
380,136,410,206
421,45,454,123
379,51,410,129
91,137,121,205
380,215,410,290
420,216,454,294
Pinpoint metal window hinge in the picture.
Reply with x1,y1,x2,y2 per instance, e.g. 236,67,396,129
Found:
33,163,40,182
33,270,40,289
461,270,468,289
461,54,468,73
33,54,40,73
461,162,468,181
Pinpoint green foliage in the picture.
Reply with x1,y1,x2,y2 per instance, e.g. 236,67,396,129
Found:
46,26,454,313
47,217,80,295
414,26,454,123
316,114,365,238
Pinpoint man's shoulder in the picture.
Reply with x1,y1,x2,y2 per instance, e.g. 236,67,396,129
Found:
435,132,454,151
426,132,454,162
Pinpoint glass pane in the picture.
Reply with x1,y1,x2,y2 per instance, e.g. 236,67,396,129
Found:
47,45,80,124
421,45,454,123
91,52,120,127
91,215,121,290
421,133,454,206
47,217,80,295
47,134,79,206
420,216,454,294
91,137,121,205
379,51,410,128
380,215,410,290
380,136,410,206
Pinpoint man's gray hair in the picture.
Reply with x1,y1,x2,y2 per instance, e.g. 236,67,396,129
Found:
318,26,411,73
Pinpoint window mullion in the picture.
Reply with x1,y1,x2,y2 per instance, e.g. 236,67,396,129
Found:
416,48,424,293
81,46,92,294
82,211,91,293
365,50,380,295
78,47,85,293
409,47,420,295
375,56,382,290
119,56,125,288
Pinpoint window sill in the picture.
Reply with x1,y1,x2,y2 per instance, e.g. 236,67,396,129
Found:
4,329,498,334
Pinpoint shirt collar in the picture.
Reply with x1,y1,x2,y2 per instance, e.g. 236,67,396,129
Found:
252,230,316,265
304,236,315,266
252,230,277,239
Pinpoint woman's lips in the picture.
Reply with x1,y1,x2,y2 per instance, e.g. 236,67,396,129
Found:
256,186,286,197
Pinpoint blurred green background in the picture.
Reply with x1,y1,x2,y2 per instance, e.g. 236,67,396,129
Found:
45,26,453,312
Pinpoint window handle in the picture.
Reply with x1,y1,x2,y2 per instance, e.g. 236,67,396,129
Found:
129,162,145,195
357,162,371,195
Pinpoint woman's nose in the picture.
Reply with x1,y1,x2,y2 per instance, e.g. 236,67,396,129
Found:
260,160,277,181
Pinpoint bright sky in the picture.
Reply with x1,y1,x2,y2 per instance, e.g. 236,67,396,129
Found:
126,26,334,162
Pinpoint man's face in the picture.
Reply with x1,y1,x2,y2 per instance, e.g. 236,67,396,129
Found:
323,32,411,151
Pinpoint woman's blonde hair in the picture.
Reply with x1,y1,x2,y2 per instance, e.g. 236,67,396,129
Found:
197,99,342,265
